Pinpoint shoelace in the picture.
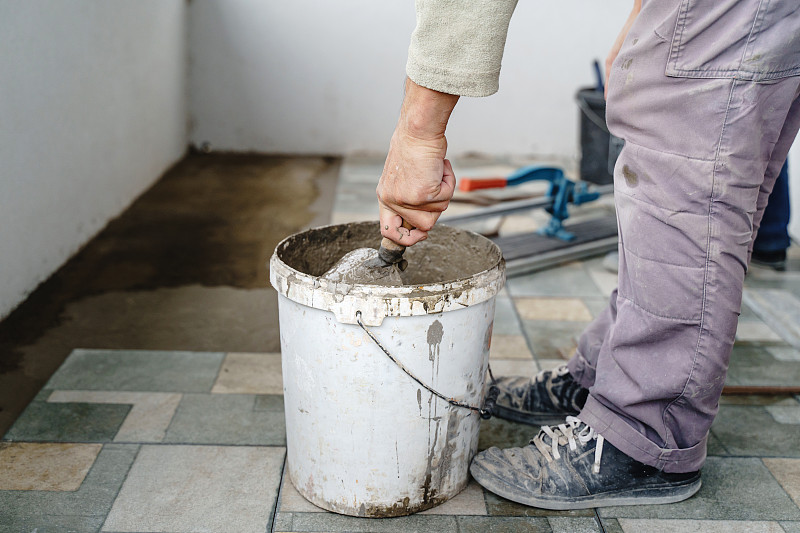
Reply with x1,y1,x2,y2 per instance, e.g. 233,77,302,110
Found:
531,416,605,474
532,364,569,384
532,364,585,410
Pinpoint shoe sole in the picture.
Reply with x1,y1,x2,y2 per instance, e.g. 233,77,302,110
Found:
750,260,787,271
470,460,702,510
491,403,576,427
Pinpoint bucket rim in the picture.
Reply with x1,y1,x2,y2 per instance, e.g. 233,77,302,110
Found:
269,222,506,326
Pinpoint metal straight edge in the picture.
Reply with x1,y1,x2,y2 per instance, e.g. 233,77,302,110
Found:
504,236,619,277
441,184,615,225
441,197,553,225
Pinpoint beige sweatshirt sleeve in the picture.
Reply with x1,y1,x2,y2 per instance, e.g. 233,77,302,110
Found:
406,0,518,97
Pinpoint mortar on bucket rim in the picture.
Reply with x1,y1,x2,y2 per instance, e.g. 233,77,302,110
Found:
270,221,505,517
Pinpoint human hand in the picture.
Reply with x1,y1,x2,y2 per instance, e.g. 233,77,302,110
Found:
377,130,456,245
376,79,459,245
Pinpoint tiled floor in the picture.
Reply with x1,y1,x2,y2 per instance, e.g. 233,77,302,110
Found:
3,155,800,532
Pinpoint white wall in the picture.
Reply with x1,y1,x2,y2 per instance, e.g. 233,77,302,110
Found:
189,0,631,157
790,142,800,242
0,0,188,319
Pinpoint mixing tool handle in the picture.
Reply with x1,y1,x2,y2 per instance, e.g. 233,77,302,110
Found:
380,219,414,254
378,220,414,270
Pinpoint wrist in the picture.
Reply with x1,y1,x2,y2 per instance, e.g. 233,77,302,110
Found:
399,78,459,141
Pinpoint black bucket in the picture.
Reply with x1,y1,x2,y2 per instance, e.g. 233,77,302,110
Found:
576,88,624,185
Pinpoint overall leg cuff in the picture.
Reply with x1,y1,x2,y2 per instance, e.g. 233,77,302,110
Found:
579,395,708,473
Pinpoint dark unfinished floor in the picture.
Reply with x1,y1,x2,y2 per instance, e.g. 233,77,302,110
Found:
0,152,339,435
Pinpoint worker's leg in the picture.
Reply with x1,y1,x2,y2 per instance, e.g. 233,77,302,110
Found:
751,161,791,269
567,288,617,388
576,0,800,473
471,0,800,509
491,0,800,426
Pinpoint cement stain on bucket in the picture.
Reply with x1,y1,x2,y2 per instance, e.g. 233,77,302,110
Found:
427,319,444,377
270,221,505,517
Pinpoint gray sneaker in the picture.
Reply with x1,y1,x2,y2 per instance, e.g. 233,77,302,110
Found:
470,416,702,510
484,365,589,426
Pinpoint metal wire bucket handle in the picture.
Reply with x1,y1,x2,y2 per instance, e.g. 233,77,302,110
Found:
355,311,496,419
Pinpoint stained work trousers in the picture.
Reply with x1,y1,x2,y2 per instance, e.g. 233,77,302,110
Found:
567,0,800,473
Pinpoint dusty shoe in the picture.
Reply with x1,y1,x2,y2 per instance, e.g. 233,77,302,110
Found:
485,365,589,426
470,416,701,510
750,249,787,271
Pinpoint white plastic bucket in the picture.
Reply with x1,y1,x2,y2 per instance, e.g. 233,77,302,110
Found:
269,222,505,517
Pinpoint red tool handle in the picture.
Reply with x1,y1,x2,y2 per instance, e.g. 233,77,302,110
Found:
458,177,508,192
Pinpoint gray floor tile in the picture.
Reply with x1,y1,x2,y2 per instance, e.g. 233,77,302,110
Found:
726,345,800,387
332,198,379,216
46,349,225,392
331,183,376,201
335,180,380,194
736,321,785,343
281,511,457,532
521,320,585,361
0,514,105,533
742,288,800,347
768,346,800,362
45,391,182,443
597,457,800,521
102,445,284,533
507,265,603,298
330,211,375,224
478,417,538,454
493,295,523,335
616,519,786,532
745,276,800,295
548,516,603,532
781,522,800,533
337,168,383,185
587,267,618,299
711,404,800,457
719,394,798,406
706,430,728,456
254,394,285,412
598,518,625,533
0,444,138,521
739,300,763,322
456,515,552,532
274,511,294,531
164,393,286,445
766,403,800,424
489,359,538,380
582,297,611,319
514,297,593,322
3,402,130,442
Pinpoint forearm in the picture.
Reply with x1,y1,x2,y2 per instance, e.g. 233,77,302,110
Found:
377,0,518,245
376,79,459,243
398,78,459,141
